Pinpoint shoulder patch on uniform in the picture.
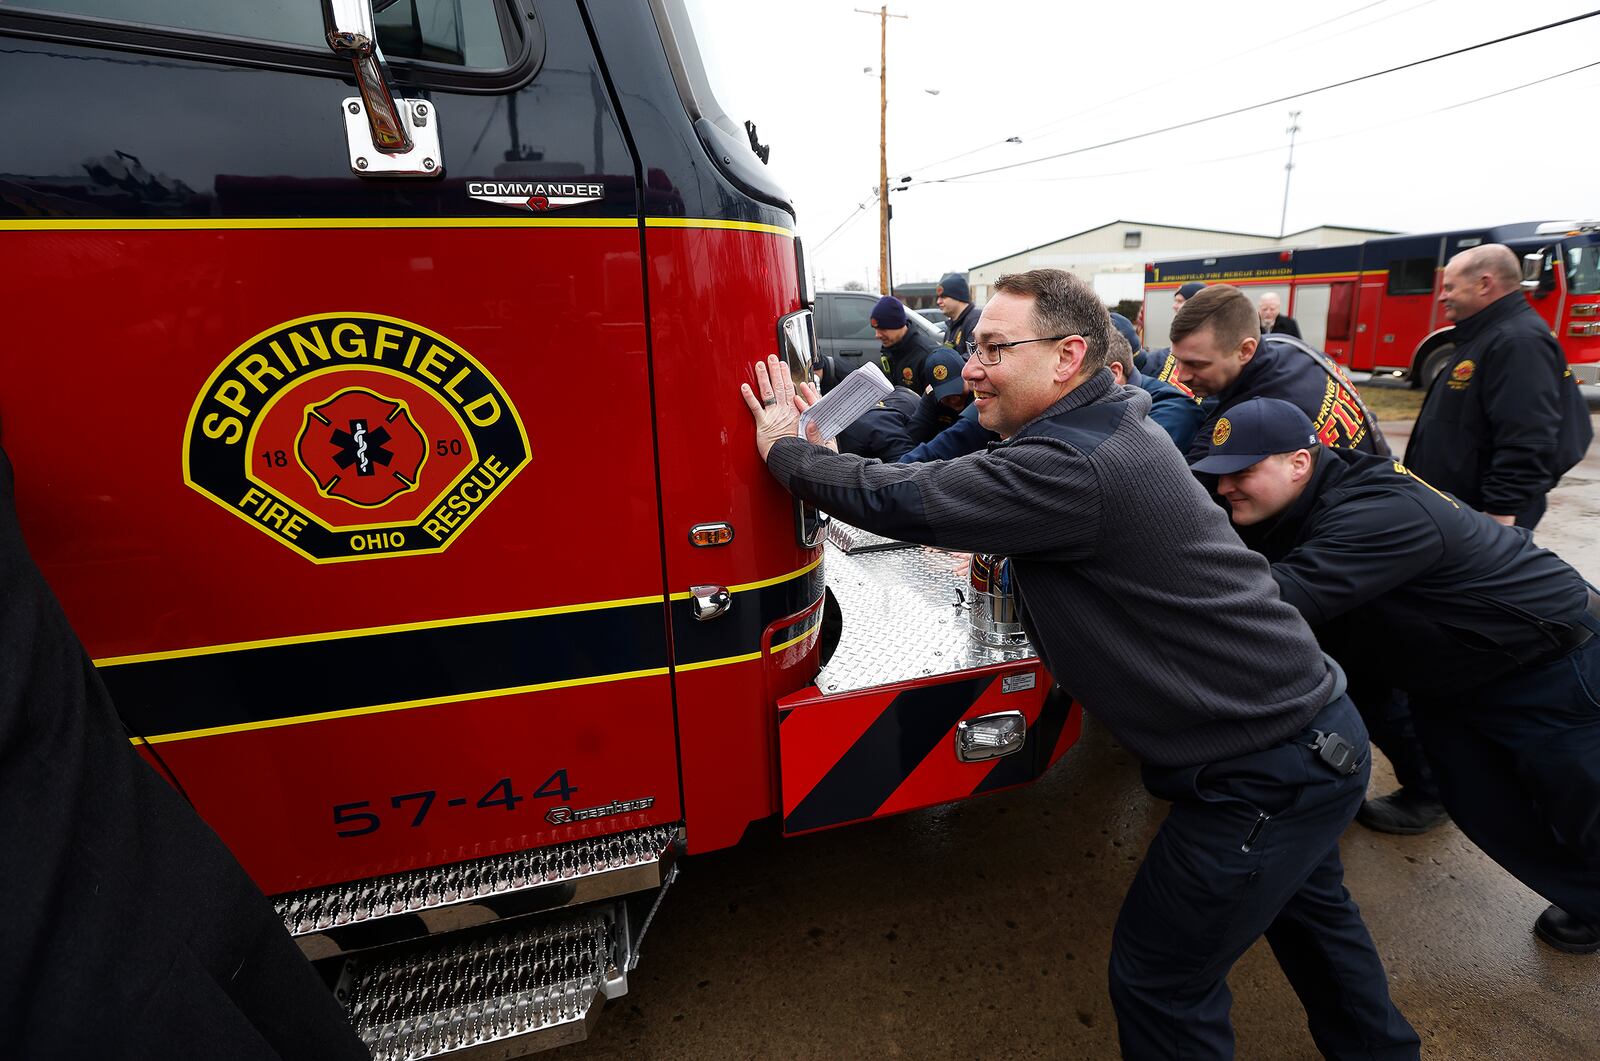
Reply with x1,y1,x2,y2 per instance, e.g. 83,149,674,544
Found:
1213,417,1232,446
932,363,949,381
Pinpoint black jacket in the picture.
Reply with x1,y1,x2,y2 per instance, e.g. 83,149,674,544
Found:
1267,316,1302,339
1404,291,1593,519
0,448,368,1058
1241,447,1592,695
878,325,944,392
943,302,981,353
1189,335,1387,462
836,386,921,461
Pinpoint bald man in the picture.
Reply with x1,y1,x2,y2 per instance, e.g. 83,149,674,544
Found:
1258,292,1300,338
1406,243,1592,530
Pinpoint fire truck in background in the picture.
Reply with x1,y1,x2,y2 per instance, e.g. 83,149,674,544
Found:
1143,221,1600,386
0,0,1075,1056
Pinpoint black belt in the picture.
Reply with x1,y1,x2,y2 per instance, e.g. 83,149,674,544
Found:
1526,588,1600,669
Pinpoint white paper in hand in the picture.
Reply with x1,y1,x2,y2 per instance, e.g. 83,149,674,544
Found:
798,362,895,444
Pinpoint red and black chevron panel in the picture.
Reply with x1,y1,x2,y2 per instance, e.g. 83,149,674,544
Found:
777,662,1080,836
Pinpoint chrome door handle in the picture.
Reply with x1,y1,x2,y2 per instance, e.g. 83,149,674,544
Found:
690,585,731,622
324,0,443,176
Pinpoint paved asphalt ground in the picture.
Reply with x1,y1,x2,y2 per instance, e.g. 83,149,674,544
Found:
564,414,1600,1061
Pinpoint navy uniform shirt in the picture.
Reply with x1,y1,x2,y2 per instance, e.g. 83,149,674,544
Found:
1240,446,1591,695
1405,290,1593,519
878,325,944,392
1189,336,1386,462
943,302,981,353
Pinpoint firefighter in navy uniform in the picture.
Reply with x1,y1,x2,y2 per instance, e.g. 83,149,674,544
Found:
870,295,943,391
934,272,981,353
836,388,921,462
1405,244,1593,531
1199,397,1600,955
904,347,971,444
1171,284,1388,463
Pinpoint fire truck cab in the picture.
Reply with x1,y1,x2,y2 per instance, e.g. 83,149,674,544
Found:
0,1,1074,1055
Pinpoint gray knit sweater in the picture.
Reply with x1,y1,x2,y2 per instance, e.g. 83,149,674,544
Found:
767,368,1334,768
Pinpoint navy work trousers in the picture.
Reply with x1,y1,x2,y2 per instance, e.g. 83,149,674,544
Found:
1412,634,1600,923
1109,695,1419,1060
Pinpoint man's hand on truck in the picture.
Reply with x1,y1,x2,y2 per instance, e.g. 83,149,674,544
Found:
742,354,830,459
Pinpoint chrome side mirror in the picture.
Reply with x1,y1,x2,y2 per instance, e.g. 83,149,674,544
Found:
324,0,443,178
1521,250,1547,291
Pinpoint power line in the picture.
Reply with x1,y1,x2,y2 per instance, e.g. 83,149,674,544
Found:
1001,0,1410,151
812,190,879,252
909,9,1600,187
925,59,1600,188
896,0,1402,181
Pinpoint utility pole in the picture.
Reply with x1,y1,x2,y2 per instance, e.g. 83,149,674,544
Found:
1278,110,1301,240
857,5,906,294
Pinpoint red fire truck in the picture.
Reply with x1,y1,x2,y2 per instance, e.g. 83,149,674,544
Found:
1143,222,1600,386
0,0,1075,1055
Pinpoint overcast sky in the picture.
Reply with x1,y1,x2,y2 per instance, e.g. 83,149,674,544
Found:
684,0,1600,291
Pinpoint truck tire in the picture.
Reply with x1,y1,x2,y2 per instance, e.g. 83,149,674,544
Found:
1414,342,1456,390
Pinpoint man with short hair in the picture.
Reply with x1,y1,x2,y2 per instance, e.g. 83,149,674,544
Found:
1105,329,1205,449
1199,396,1600,955
870,295,944,392
935,272,981,354
1258,291,1301,338
1172,284,1387,462
1405,244,1593,530
741,269,1417,1058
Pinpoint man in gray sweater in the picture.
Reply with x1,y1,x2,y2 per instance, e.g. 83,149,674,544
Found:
741,270,1417,1059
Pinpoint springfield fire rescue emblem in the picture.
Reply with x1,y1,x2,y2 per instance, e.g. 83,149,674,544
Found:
1213,417,1232,446
1449,359,1476,390
184,313,530,563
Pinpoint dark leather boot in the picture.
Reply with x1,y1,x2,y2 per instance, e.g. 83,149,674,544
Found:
1354,787,1449,835
1535,905,1600,954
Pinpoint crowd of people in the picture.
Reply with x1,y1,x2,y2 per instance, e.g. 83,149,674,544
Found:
746,246,1597,1058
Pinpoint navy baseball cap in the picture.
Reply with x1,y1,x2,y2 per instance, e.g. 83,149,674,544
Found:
870,296,907,330
925,348,967,400
1177,281,1207,300
1108,312,1140,353
1191,397,1317,475
936,272,970,302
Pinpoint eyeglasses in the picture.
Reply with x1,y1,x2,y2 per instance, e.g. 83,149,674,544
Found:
963,335,1072,366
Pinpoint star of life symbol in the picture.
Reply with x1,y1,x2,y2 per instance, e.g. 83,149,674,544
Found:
333,419,392,477
297,389,426,508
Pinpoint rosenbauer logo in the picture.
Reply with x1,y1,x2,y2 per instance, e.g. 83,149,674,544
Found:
184,313,530,563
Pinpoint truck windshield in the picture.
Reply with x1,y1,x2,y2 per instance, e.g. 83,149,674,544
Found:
1567,244,1600,296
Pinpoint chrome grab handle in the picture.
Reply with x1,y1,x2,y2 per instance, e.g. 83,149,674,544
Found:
324,0,412,155
689,585,731,622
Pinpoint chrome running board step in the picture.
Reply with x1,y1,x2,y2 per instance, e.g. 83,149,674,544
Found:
340,909,622,1060
277,823,680,960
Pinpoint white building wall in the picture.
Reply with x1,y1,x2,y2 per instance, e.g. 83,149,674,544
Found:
967,222,1395,305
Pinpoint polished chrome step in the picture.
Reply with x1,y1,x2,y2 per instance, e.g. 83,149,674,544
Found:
341,910,619,1060
277,823,680,960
